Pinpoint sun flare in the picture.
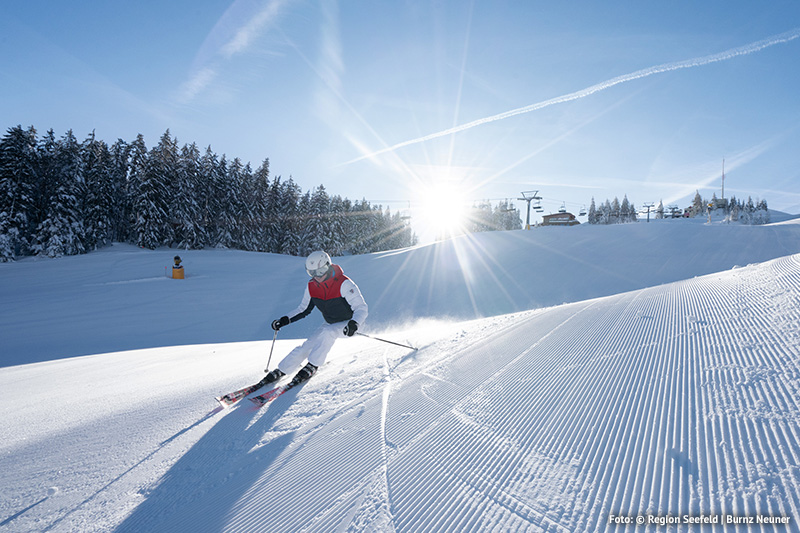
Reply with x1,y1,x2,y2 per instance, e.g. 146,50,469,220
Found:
416,183,470,240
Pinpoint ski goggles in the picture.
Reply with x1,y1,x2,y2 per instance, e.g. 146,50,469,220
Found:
307,265,331,278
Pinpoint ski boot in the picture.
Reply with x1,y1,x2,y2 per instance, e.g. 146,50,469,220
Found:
289,363,317,386
258,368,285,388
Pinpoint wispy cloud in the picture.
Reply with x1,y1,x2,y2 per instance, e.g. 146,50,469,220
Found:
177,67,219,102
343,27,800,166
176,0,290,103
221,0,289,59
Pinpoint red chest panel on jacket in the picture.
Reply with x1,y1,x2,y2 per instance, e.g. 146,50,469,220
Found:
308,264,349,300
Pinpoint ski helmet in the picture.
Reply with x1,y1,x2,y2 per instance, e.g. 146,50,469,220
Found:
306,250,332,278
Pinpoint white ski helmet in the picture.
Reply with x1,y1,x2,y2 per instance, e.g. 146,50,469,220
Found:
305,250,332,278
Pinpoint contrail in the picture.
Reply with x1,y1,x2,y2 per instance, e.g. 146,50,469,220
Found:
343,27,800,165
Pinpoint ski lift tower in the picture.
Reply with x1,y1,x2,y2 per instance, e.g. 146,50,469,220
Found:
517,190,541,230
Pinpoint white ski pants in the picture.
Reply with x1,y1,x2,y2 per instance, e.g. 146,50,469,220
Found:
278,321,347,373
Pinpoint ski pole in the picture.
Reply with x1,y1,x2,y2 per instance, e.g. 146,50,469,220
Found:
356,332,417,351
264,329,278,372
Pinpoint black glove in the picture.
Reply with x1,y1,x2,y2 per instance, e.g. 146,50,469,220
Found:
272,316,290,331
343,320,358,337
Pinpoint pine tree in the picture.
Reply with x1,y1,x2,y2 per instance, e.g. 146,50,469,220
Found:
744,196,756,225
216,156,244,249
82,132,114,250
198,146,221,247
173,142,205,249
327,194,348,256
212,155,234,248
0,125,38,260
691,191,704,217
303,185,331,253
726,195,739,222
249,159,272,252
351,199,379,254
497,200,522,230
611,197,621,223
236,160,257,250
263,173,285,253
345,199,369,255
278,177,303,256
587,198,598,224
755,199,769,225
31,130,86,257
620,195,632,223
109,139,131,243
131,131,173,249
33,129,58,240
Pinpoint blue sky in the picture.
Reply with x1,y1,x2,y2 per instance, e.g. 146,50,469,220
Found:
2,1,799,237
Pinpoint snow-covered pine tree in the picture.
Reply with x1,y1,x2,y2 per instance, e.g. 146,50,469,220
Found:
262,173,285,253
302,185,331,254
109,139,131,243
367,205,390,250
212,155,235,248
31,130,86,257
250,159,273,252
82,132,114,251
597,200,608,224
278,177,303,256
0,125,38,260
126,134,148,244
33,129,58,241
219,157,246,249
754,199,769,225
198,146,221,247
235,161,259,250
726,195,739,223
465,201,489,233
743,196,756,225
173,142,205,249
611,197,621,224
327,194,348,256
387,208,416,249
294,191,312,256
620,195,632,223
345,199,369,255
132,131,174,249
352,200,380,253
587,198,597,224
691,191,704,217
496,200,522,230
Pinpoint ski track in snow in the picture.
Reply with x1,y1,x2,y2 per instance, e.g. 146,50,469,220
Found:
2,253,800,531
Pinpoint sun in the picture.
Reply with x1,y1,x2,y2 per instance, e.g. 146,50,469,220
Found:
416,183,470,241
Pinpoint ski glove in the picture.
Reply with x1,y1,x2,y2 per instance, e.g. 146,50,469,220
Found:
272,316,290,331
343,320,358,337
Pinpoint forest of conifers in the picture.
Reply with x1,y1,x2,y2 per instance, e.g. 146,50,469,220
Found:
0,126,418,262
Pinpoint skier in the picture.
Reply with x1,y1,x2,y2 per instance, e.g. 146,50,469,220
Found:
261,250,368,387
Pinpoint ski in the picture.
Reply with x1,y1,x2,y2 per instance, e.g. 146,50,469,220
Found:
249,379,307,407
215,382,264,408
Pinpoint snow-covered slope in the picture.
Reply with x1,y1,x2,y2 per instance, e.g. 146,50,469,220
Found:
3,218,799,366
1,220,800,532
